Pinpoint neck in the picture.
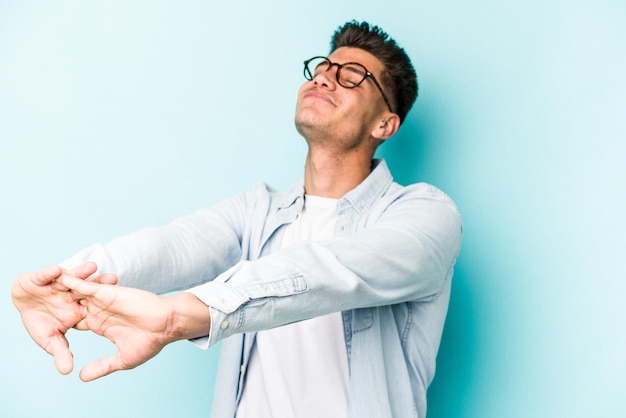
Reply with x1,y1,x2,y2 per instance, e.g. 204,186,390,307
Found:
303,147,373,198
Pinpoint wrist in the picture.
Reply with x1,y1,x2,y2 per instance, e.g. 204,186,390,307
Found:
167,292,212,342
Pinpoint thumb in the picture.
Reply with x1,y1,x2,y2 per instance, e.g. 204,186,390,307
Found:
48,335,74,375
79,352,124,382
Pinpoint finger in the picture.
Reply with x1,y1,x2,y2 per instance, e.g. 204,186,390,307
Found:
47,335,74,375
57,274,102,297
30,265,63,286
79,353,124,382
68,262,98,279
87,273,119,285
73,312,90,331
73,319,90,331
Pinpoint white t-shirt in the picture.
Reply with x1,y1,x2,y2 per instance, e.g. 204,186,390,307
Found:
236,195,349,418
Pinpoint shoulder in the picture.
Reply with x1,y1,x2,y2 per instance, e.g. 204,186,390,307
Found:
384,181,460,214
372,181,463,242
365,160,459,216
398,182,458,209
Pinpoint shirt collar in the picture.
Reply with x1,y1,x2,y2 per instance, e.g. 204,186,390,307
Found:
277,182,305,210
277,159,393,212
340,159,393,213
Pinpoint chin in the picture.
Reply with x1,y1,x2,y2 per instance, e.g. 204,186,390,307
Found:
295,114,330,140
295,117,315,137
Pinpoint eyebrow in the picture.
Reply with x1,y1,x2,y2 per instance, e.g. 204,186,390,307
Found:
342,64,367,76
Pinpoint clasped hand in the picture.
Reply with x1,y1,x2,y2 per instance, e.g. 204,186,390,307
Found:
11,262,211,382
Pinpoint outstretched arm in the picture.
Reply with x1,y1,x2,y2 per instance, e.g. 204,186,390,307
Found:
58,273,212,382
11,262,118,375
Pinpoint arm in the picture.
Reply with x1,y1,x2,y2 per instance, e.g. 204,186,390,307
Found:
191,185,463,347
12,186,260,375
60,190,251,294
40,183,460,378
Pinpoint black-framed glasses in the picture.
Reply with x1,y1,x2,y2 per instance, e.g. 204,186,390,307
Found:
303,56,394,113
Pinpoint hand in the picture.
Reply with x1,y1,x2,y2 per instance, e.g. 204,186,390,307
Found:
58,274,212,382
11,262,118,375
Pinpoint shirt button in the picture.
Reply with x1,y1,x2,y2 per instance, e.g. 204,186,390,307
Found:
220,320,230,330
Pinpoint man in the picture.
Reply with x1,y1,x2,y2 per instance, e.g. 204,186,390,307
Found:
12,21,462,418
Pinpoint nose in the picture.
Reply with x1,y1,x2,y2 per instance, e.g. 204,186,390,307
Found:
312,65,338,90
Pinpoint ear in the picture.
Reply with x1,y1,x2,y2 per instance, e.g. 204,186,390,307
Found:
371,113,401,141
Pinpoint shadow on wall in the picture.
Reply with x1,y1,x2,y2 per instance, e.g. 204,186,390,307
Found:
376,115,433,186
377,116,478,417
426,263,478,418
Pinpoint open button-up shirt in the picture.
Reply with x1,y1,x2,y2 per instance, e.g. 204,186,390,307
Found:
63,160,462,418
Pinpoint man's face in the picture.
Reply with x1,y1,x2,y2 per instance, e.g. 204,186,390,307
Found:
295,46,391,148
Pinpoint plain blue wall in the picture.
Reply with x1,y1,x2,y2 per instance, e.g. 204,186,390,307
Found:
1,1,624,417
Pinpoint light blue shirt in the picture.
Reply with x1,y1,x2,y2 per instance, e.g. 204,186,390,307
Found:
64,159,462,418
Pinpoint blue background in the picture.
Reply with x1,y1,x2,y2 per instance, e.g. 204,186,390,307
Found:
1,1,624,417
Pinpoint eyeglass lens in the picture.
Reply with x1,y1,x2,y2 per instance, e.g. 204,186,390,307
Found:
305,57,368,88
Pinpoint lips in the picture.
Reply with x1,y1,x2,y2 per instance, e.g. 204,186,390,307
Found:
303,90,335,106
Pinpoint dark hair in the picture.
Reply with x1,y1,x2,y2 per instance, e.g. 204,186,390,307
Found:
330,20,418,123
